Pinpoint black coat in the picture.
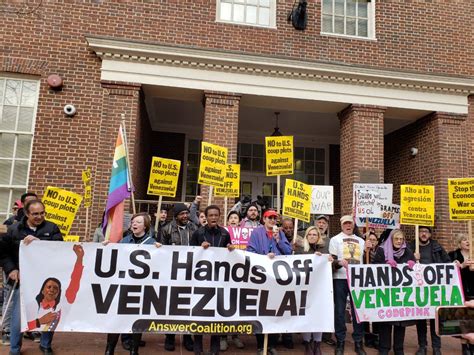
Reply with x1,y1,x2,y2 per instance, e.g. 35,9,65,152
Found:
0,217,62,283
190,225,231,248
160,220,198,246
449,249,474,299
408,239,450,263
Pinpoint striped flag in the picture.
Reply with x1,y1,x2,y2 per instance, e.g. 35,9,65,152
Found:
103,125,131,242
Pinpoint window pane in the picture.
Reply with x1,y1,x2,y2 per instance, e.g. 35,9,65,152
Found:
188,153,199,166
0,160,12,184
246,5,257,24
315,175,325,185
187,167,198,181
346,17,356,36
5,80,21,105
253,144,264,157
16,135,32,159
315,162,325,174
186,182,197,196
322,0,333,14
247,0,258,5
13,160,28,185
295,159,303,171
305,147,315,160
0,133,15,158
0,79,4,105
12,188,25,204
0,106,17,131
233,4,245,22
240,143,252,156
259,0,270,6
315,148,325,161
304,161,314,174
188,139,200,153
358,1,368,17
18,107,34,132
322,15,333,32
252,158,264,172
334,16,345,34
0,188,10,213
358,18,368,37
241,181,252,196
258,7,270,25
21,81,37,107
220,2,232,21
295,147,304,159
334,0,344,15
240,157,251,170
346,0,356,16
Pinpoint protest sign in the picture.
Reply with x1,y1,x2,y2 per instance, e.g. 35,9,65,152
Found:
147,157,181,197
215,164,240,197
82,168,92,208
265,136,294,176
348,263,464,323
282,179,311,223
400,185,435,226
198,142,227,187
64,235,80,242
310,185,334,215
42,186,83,235
20,242,334,334
224,226,256,249
354,189,382,219
355,203,400,229
448,178,474,220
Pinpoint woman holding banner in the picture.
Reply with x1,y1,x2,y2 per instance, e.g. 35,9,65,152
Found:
103,212,158,355
373,229,416,355
449,233,474,300
294,226,332,355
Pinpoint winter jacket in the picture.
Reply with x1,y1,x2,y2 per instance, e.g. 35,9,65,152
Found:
121,231,156,245
160,220,198,246
449,249,474,299
408,239,451,263
190,225,231,248
246,226,292,256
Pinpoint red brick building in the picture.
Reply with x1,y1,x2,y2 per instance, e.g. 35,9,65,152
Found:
1,0,473,249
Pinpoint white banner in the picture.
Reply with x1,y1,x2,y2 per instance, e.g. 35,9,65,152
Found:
20,242,334,334
353,183,393,227
310,185,334,215
348,264,464,323
355,203,401,229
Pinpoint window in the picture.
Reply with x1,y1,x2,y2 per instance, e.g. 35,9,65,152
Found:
321,0,375,39
0,78,38,222
185,139,201,201
217,0,276,28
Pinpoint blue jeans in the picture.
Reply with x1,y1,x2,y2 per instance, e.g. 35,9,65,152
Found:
10,286,54,354
2,274,12,333
333,279,364,343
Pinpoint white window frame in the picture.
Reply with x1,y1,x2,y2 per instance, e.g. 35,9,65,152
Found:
216,0,277,29
320,0,376,40
0,76,39,220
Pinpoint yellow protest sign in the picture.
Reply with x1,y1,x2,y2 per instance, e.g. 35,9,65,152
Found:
215,164,241,197
265,136,294,176
82,168,91,186
64,235,80,242
82,168,92,208
282,179,311,223
147,157,181,197
400,185,435,226
448,178,474,220
42,186,83,235
198,142,227,187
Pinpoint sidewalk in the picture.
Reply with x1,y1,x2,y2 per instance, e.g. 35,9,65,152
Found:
0,325,463,355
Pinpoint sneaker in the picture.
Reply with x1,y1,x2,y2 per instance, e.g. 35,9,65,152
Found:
32,331,41,343
232,336,244,349
39,345,54,354
220,337,228,351
2,333,10,345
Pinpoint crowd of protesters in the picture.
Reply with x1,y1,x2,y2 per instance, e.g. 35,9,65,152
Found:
1,193,473,355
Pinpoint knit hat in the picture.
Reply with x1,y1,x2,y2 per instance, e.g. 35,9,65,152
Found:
419,226,432,233
174,203,190,218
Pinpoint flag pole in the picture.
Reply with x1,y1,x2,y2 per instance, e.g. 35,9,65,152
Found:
121,114,136,214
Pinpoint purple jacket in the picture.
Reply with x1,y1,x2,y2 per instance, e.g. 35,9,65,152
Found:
246,226,292,256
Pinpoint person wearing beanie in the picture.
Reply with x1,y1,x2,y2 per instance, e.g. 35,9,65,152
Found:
408,226,451,355
159,203,197,352
329,215,367,355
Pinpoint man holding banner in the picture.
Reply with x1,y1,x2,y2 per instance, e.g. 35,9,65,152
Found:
409,226,451,355
329,215,367,355
0,200,63,355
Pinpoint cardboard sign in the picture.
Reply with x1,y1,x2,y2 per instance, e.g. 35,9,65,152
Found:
20,242,335,334
448,178,474,220
215,164,241,197
224,226,255,249
265,136,294,176
82,168,92,208
82,168,91,186
400,185,435,226
356,203,400,229
354,189,382,219
349,263,464,322
64,235,80,242
310,185,334,215
198,142,228,187
42,186,83,235
147,157,181,197
282,179,311,223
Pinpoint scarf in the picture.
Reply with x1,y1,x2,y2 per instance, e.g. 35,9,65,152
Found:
382,229,406,262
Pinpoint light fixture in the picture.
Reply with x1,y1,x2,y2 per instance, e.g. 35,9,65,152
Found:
271,112,283,136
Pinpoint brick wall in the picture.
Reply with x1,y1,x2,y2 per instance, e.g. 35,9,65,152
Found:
385,112,469,250
339,105,385,214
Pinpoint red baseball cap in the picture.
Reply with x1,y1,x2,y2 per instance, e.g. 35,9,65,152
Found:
263,210,278,218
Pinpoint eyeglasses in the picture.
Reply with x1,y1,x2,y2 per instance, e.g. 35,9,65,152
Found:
30,211,45,217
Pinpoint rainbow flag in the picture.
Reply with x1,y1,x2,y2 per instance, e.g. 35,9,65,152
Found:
103,125,131,242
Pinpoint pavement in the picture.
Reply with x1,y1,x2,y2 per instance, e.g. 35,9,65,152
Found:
0,325,464,354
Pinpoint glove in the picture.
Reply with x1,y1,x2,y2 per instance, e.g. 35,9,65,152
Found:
407,260,416,270
386,259,397,268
